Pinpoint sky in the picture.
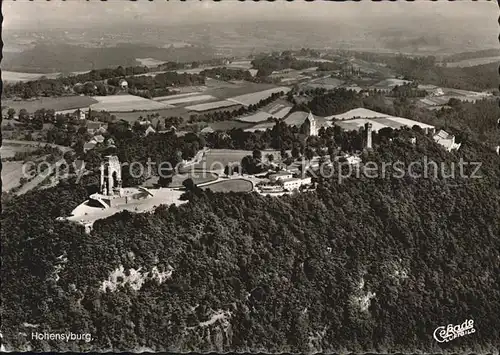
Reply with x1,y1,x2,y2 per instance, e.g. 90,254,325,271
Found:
3,0,497,30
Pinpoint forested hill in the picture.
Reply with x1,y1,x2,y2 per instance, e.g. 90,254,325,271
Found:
1,132,499,352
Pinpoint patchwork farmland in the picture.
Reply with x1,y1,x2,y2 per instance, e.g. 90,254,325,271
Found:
185,100,240,112
153,94,216,106
2,96,98,113
1,161,25,192
90,95,174,111
326,108,435,133
237,111,275,123
2,71,61,83
227,86,291,106
443,56,500,68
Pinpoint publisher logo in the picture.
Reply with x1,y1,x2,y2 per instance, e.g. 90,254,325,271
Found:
433,319,475,343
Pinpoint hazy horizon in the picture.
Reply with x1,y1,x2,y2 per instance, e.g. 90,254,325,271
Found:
3,1,497,30
2,0,498,72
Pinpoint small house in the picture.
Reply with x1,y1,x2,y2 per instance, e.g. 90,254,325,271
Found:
144,126,156,136
433,130,461,151
118,79,128,90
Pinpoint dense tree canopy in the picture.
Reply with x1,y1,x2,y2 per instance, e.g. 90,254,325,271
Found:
2,121,499,352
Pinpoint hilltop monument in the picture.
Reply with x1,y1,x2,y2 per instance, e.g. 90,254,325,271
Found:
100,155,123,196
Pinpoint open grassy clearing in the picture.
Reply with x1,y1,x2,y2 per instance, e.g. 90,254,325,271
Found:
201,179,253,193
90,95,174,112
2,96,98,113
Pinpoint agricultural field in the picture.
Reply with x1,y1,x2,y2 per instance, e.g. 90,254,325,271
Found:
174,66,218,74
270,70,312,84
90,95,174,112
1,144,35,159
301,76,344,90
237,111,275,123
206,120,255,131
152,92,203,101
371,78,412,90
350,58,395,76
2,96,98,113
272,106,292,118
262,101,293,119
2,70,61,83
185,100,239,112
295,57,333,63
328,108,435,133
326,108,390,121
1,161,25,192
443,56,500,68
284,111,327,127
111,107,189,122
1,143,57,193
201,179,253,193
419,88,493,107
135,58,165,67
244,121,276,133
204,81,277,100
227,60,253,70
227,86,291,106
205,78,241,89
155,94,216,106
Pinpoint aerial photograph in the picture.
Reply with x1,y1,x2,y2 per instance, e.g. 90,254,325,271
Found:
1,0,499,353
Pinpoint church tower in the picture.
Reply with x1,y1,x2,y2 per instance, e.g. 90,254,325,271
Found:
303,112,318,136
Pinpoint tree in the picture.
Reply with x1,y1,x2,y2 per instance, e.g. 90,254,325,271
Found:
7,108,15,120
158,176,173,187
19,109,29,122
182,178,196,191
32,114,44,130
253,149,262,161
304,147,315,162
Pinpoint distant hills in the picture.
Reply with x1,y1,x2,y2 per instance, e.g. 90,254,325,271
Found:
2,44,216,73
